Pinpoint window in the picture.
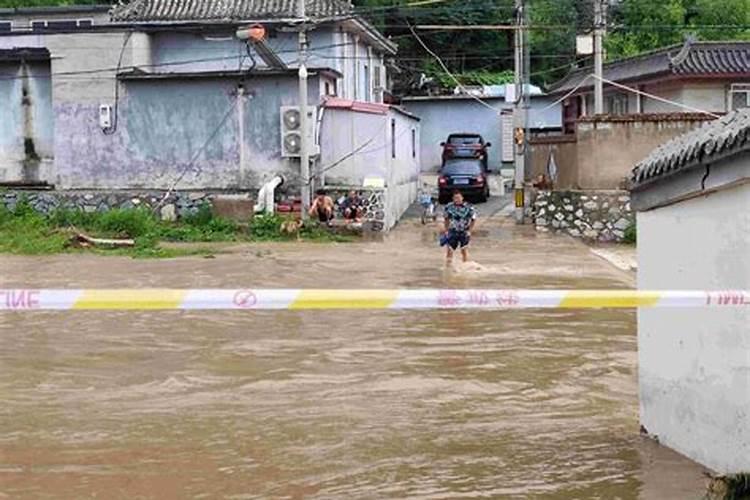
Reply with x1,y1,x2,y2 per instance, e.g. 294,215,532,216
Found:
373,64,382,103
441,159,483,176
729,83,750,110
0,21,11,32
391,119,396,159
606,93,628,115
448,135,482,146
411,129,416,159
363,64,370,102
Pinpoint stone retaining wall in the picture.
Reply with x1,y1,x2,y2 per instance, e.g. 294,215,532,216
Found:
532,190,633,242
320,187,388,232
2,186,412,233
0,190,245,222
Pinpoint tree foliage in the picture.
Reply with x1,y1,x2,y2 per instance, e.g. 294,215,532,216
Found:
605,0,749,60
355,0,747,91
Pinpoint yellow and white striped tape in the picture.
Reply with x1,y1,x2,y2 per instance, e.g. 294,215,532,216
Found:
1,289,748,310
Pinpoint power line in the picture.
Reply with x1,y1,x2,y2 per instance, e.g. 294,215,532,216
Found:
407,21,503,113
591,73,721,117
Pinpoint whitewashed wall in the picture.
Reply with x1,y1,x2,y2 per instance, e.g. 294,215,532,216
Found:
637,181,750,473
319,106,420,229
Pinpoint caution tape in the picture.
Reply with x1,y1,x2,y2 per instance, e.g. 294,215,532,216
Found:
1,289,749,310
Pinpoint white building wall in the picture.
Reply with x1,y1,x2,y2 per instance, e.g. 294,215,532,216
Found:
319,107,419,229
637,181,750,473
680,82,730,113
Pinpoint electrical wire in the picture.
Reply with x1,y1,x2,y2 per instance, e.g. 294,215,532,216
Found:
407,21,504,114
152,96,239,211
310,115,390,182
153,45,254,210
537,74,593,111
591,74,722,117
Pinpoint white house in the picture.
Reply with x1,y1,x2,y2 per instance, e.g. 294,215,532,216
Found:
630,108,750,474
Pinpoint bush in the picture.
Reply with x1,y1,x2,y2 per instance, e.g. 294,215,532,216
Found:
249,213,285,240
162,202,238,241
93,208,159,238
623,221,636,244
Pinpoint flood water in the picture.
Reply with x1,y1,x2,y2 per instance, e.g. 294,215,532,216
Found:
0,203,707,498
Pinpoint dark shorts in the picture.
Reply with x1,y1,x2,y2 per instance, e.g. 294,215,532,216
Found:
317,207,333,223
445,230,470,250
343,205,362,220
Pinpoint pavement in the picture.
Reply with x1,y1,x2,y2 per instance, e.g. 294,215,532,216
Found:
590,245,638,273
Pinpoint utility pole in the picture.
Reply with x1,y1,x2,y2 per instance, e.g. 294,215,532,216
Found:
298,0,311,217
593,0,604,114
512,0,526,224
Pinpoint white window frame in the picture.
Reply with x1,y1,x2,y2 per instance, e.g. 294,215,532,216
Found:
728,83,750,110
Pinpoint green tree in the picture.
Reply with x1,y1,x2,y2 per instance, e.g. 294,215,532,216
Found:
605,0,749,60
605,0,686,59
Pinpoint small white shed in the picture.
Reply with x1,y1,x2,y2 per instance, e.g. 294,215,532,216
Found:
630,109,750,474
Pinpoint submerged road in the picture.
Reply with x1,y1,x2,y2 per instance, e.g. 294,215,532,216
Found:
0,198,707,498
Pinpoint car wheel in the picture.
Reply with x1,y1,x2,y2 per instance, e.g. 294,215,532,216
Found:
438,192,450,205
479,188,488,203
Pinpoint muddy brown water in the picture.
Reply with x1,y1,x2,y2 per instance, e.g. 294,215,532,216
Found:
1,206,707,498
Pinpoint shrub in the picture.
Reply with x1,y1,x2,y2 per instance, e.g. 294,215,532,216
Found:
92,208,159,238
623,221,636,244
249,213,285,240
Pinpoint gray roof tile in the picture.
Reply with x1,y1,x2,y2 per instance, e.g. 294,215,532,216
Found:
111,0,352,22
549,41,750,95
631,108,750,188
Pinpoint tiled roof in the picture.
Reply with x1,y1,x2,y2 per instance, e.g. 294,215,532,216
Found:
631,108,750,188
549,41,750,95
111,0,352,22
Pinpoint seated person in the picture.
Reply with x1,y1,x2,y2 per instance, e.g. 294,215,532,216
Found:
532,173,552,190
309,189,334,225
340,190,364,222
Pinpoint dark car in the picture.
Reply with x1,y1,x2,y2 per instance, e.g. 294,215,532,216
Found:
438,158,490,204
440,133,491,169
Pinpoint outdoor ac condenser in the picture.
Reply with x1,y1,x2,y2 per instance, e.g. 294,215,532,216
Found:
280,106,319,158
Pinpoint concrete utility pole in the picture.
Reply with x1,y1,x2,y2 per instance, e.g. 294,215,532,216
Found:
593,0,604,114
298,0,311,217
512,0,527,224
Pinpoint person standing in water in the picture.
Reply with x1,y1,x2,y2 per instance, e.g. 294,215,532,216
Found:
441,190,477,265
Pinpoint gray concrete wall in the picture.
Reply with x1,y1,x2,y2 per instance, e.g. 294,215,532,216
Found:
574,117,711,189
528,135,578,188
530,116,714,189
149,28,338,74
53,74,325,190
403,98,507,173
0,25,389,189
0,59,53,183
637,180,750,473
403,97,561,173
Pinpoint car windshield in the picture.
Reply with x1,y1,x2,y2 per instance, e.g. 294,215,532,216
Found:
442,160,483,175
448,135,482,146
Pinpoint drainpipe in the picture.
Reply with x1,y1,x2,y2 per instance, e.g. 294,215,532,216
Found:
254,174,285,214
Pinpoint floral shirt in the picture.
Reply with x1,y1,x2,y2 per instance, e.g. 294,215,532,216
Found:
444,202,476,232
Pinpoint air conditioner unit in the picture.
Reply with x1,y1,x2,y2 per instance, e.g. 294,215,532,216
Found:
280,106,319,158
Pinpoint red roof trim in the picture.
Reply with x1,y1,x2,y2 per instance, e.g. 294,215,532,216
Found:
323,97,390,115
